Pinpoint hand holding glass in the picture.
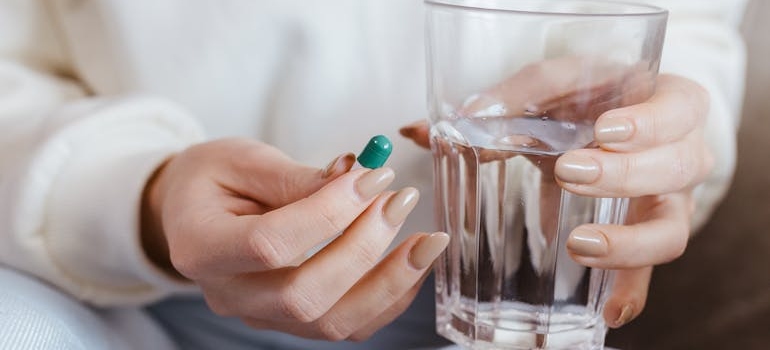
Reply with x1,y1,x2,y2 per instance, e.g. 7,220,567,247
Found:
425,1,668,349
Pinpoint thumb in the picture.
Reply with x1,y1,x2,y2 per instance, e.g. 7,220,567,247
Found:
224,141,356,208
266,152,357,208
603,266,652,329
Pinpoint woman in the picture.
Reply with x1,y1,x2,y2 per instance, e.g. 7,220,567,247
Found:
0,0,747,348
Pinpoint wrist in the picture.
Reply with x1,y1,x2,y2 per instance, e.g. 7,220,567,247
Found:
140,156,185,279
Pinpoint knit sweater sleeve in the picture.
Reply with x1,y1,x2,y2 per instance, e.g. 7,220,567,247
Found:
0,1,204,306
648,0,748,231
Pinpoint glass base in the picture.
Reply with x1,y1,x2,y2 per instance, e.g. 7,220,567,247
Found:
431,346,619,350
437,311,607,350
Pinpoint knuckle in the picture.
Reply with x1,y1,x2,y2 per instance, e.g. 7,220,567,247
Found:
316,205,347,234
276,167,301,202
248,227,289,269
317,319,353,342
650,105,668,145
277,281,325,322
349,237,383,268
373,277,407,308
380,283,403,307
669,222,690,260
275,163,324,204
688,82,710,125
240,140,273,161
614,155,635,195
224,139,267,166
670,144,700,190
656,219,690,264
667,76,708,130
169,249,204,279
203,294,234,317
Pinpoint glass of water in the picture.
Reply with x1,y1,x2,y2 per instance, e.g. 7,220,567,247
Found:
425,1,668,349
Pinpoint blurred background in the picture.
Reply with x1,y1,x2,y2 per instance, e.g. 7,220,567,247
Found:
606,0,770,349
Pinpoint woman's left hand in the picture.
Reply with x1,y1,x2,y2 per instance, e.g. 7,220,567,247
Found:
400,73,713,328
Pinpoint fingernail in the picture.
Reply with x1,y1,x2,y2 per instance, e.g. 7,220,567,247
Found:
461,93,507,117
355,168,395,200
408,232,450,270
612,304,635,328
555,153,601,184
567,228,608,257
398,121,422,138
383,187,420,226
322,153,356,178
595,118,635,143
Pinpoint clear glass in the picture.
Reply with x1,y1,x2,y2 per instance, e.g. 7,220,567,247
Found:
425,1,668,349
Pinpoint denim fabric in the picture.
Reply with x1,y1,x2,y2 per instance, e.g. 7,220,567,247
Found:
147,277,451,350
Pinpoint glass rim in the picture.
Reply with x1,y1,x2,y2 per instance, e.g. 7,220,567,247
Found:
424,0,668,18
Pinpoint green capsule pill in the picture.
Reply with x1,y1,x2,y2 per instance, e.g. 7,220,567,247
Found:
356,135,393,169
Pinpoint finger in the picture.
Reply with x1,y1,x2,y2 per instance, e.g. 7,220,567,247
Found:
566,193,690,269
399,120,431,149
460,57,635,122
603,267,652,328
316,233,446,341
248,168,398,270
594,74,708,152
219,139,356,208
243,233,448,341
348,270,431,341
262,188,420,323
555,131,713,197
177,168,395,276
241,276,426,341
222,188,420,323
397,67,654,152
202,188,415,320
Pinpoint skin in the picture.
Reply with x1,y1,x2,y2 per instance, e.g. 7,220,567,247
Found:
141,139,449,341
401,73,712,328
140,66,712,340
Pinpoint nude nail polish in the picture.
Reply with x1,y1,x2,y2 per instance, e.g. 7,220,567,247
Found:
567,228,609,257
383,187,420,226
408,232,450,270
595,118,635,143
398,121,422,138
555,153,601,184
355,168,395,200
322,153,356,178
613,304,635,328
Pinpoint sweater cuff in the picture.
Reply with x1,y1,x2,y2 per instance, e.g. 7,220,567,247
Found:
16,96,204,306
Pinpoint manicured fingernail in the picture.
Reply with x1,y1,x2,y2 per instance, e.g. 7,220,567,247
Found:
322,153,356,178
398,121,422,138
408,232,450,270
555,153,601,184
383,187,420,226
567,228,608,257
595,118,635,143
355,168,395,200
612,304,635,328
461,93,507,117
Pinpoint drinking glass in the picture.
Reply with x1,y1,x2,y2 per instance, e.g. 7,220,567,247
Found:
425,1,668,349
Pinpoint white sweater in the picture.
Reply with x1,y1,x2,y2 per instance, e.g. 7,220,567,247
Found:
0,0,747,306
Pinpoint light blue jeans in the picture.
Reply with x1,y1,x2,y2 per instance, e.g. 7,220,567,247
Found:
146,277,451,350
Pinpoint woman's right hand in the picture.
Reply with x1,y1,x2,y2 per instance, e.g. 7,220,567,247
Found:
140,138,449,341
